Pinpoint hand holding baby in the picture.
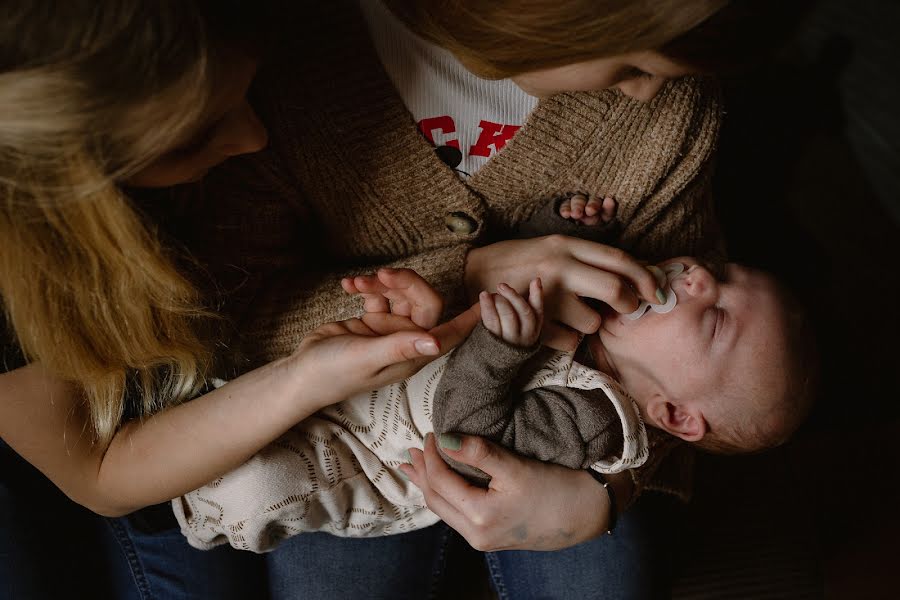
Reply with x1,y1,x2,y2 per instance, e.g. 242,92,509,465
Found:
288,271,479,408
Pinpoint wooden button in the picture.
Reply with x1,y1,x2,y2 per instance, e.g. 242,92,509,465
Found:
444,212,478,235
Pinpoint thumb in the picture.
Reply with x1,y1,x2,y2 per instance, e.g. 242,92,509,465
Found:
438,434,521,480
362,330,440,372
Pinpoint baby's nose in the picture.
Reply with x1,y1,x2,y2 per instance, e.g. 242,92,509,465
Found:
683,266,717,299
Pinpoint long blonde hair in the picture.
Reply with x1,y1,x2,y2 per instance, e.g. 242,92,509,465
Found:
0,1,246,444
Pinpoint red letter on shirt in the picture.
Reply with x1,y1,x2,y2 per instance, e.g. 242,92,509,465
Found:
469,120,521,157
419,116,460,149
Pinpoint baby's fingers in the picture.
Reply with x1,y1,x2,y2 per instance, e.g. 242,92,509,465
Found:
600,196,617,223
493,292,521,343
528,278,544,320
568,193,588,219
558,198,572,219
584,196,602,217
480,291,502,337
497,283,538,345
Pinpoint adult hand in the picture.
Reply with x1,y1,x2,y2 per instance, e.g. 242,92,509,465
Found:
399,433,632,551
464,235,663,350
289,304,479,409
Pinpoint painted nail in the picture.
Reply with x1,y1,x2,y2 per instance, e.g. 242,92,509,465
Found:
438,433,462,451
655,288,667,305
397,469,410,481
414,340,439,355
402,449,412,463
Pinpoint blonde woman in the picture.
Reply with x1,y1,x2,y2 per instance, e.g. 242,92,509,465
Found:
0,2,479,597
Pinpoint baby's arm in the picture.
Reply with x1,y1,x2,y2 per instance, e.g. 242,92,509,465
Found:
432,282,622,484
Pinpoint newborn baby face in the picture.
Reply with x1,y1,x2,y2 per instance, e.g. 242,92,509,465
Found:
591,257,790,417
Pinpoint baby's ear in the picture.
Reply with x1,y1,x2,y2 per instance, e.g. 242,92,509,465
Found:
646,394,707,442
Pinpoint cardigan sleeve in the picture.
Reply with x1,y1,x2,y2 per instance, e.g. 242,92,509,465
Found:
433,324,623,484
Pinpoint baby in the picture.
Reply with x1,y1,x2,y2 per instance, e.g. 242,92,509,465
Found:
174,198,815,552
431,255,815,487
429,194,815,487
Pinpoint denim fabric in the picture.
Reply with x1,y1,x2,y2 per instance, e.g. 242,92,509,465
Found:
484,492,682,600
266,524,455,600
102,510,267,600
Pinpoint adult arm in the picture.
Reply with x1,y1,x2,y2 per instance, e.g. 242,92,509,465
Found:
0,309,477,517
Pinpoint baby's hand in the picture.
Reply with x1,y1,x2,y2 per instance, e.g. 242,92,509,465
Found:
480,278,543,347
342,268,444,330
558,193,617,226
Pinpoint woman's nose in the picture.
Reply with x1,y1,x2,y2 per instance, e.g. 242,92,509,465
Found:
212,101,269,157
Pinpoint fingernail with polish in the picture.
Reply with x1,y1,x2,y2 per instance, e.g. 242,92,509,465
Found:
656,288,667,305
438,433,462,451
402,449,412,463
397,469,410,481
414,339,439,355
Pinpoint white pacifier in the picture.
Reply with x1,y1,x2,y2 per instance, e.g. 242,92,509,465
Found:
625,263,685,320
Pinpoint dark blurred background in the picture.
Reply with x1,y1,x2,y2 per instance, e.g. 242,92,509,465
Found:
675,0,900,597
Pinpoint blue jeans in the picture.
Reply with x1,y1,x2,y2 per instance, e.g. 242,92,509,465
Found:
266,492,680,600
102,507,267,600
484,492,679,600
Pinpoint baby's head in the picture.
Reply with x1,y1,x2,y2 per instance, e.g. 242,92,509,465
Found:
589,257,816,454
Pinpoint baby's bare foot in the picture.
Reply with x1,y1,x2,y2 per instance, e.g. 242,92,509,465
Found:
559,194,617,225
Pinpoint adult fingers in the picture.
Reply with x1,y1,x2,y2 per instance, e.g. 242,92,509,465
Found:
562,239,661,305
428,302,481,352
540,322,580,351
557,262,643,314
419,434,491,507
400,447,471,534
435,434,526,492
339,317,376,337
360,312,424,336
492,294,520,340
546,292,601,334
